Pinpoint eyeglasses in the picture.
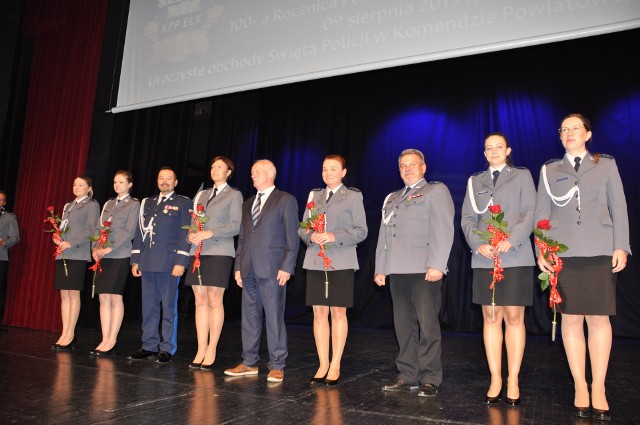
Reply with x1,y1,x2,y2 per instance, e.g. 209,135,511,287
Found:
558,125,584,135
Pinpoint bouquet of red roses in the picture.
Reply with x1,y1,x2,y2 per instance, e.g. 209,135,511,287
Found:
44,206,70,276
89,221,112,297
182,205,210,285
472,204,511,320
300,200,333,298
533,219,568,341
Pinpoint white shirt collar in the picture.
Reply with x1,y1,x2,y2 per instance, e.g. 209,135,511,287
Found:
489,164,507,174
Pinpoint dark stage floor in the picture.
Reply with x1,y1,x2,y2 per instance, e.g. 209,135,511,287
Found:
0,321,638,424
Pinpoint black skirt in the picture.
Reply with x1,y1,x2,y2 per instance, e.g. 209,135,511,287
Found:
306,269,354,308
185,255,233,288
472,266,533,306
54,259,88,291
93,258,130,295
557,256,616,315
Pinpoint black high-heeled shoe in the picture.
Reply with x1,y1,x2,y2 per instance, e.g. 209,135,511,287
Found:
310,372,328,385
505,397,520,407
95,345,116,356
200,363,214,370
573,405,591,418
592,407,611,421
188,362,202,369
324,376,340,386
485,389,502,404
52,337,76,351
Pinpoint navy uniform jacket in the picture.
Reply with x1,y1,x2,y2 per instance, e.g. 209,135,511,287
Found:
375,178,454,275
534,153,630,257
131,193,192,272
234,189,300,279
97,194,140,259
58,198,100,261
461,166,536,268
190,186,242,257
298,186,367,271
0,208,19,261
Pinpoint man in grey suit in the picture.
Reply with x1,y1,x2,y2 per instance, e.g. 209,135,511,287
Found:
225,160,299,383
374,149,454,397
0,191,19,327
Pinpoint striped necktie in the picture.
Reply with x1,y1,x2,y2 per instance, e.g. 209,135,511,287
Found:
252,193,264,226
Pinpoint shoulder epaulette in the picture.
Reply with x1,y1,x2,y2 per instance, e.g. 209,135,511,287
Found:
544,158,561,165
513,166,527,169
229,186,241,192
599,154,614,159
428,181,442,185
311,188,323,192
471,171,484,177
177,194,190,200
130,197,139,201
347,187,360,192
89,198,98,202
392,187,404,193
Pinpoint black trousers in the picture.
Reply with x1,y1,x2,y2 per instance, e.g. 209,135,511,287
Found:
389,273,443,386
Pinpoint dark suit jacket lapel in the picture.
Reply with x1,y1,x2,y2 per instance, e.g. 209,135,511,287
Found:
254,189,279,228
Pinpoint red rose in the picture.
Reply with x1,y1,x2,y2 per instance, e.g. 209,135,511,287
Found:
47,206,54,212
103,221,112,227
306,201,315,210
197,205,205,212
537,219,551,230
488,205,502,214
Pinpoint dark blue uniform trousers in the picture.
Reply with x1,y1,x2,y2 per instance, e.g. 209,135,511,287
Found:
141,271,180,354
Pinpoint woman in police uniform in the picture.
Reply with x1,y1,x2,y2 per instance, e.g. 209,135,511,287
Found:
51,176,100,350
299,154,367,385
535,113,630,421
185,156,242,369
461,133,536,406
90,171,140,356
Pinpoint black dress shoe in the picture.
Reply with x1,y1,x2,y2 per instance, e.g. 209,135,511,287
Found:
189,362,202,369
573,405,591,418
485,390,502,404
127,349,157,360
200,363,214,370
88,349,99,356
155,351,172,363
505,397,520,406
53,337,77,351
382,379,419,392
592,408,611,421
417,383,439,397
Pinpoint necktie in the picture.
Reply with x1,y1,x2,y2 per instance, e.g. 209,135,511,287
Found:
159,196,166,205
403,187,411,197
492,170,500,186
116,199,121,205
326,190,334,203
574,157,581,172
207,187,218,207
252,193,264,226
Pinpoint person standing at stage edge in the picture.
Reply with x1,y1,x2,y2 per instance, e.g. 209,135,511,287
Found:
374,148,454,397
536,114,630,421
128,167,191,364
225,159,299,383
0,191,19,329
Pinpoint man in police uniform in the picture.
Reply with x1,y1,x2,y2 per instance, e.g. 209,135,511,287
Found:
374,149,454,397
128,168,191,363
0,191,19,329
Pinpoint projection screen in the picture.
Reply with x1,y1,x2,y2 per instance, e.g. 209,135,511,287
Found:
112,0,640,113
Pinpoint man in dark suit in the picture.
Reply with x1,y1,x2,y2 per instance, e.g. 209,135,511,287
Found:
224,160,299,383
128,167,191,363
374,149,454,397
0,191,19,328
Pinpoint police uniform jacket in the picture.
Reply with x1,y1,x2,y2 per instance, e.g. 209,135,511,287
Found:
131,193,192,272
58,198,100,261
0,208,19,261
96,194,140,259
534,153,630,257
461,166,536,269
375,178,454,275
190,186,242,257
298,186,368,271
